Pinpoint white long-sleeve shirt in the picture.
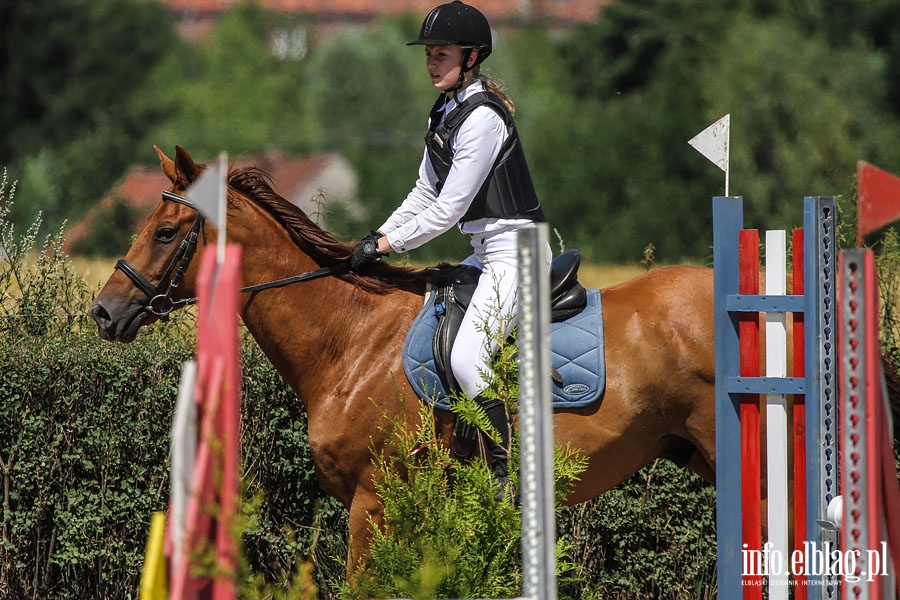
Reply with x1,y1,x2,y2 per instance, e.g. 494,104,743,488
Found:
379,81,532,253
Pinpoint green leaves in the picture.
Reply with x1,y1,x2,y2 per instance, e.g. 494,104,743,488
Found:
344,308,588,599
548,0,900,262
345,404,525,600
558,461,718,599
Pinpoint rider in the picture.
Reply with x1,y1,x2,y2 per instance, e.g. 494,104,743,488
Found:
350,0,549,501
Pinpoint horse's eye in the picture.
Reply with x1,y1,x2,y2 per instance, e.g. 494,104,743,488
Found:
155,227,178,243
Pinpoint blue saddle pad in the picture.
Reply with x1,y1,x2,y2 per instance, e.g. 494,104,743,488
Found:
402,288,605,411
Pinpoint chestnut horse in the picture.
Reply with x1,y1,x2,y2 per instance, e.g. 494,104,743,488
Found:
90,146,717,569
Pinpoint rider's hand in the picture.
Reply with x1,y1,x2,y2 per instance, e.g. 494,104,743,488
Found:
350,230,388,272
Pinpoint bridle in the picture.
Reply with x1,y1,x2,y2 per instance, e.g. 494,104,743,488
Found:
114,190,350,320
114,191,204,320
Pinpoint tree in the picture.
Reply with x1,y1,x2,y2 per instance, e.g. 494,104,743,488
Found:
544,0,741,261
138,3,313,158
0,0,175,163
698,15,900,229
544,0,900,262
0,0,176,227
297,16,475,257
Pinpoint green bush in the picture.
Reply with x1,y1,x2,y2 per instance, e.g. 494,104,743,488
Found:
341,399,717,600
0,315,349,600
0,331,185,598
342,404,527,600
558,463,717,599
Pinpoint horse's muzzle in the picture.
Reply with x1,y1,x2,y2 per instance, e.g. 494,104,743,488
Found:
90,299,149,343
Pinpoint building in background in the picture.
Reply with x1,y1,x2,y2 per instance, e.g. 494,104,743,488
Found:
66,151,358,255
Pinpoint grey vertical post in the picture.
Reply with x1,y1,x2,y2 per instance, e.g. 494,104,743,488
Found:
803,196,839,599
517,223,556,600
838,249,870,600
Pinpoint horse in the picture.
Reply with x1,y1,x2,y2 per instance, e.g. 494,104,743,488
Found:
90,145,718,570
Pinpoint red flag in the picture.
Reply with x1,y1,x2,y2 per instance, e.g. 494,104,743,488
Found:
857,161,900,247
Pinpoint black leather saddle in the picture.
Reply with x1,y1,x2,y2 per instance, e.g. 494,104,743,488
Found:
430,249,588,394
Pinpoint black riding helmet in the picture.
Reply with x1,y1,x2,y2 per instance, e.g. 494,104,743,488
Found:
407,1,493,69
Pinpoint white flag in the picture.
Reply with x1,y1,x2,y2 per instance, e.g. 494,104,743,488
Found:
688,114,730,171
689,114,731,195
185,152,228,263
185,153,226,230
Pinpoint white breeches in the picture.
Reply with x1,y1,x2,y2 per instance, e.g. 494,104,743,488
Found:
449,227,552,399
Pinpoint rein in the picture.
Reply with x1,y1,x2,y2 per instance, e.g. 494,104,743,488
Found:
114,190,350,320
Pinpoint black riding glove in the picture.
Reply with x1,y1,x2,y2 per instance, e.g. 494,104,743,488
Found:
350,230,387,272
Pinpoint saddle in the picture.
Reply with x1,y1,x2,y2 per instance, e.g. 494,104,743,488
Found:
430,249,588,398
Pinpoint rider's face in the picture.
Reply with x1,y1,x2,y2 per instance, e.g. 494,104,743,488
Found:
425,45,476,92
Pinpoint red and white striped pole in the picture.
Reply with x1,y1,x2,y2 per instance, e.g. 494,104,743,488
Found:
168,244,243,600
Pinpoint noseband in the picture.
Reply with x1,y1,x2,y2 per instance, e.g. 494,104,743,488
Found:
114,190,351,320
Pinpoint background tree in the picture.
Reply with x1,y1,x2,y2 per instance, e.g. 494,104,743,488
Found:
4,0,900,261
295,17,455,252
547,0,900,261
0,0,175,226
138,3,313,158
699,15,900,230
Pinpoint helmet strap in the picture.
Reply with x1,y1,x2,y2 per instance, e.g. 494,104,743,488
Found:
451,47,475,105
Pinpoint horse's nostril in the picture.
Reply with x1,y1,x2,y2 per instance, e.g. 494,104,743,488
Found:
90,301,111,327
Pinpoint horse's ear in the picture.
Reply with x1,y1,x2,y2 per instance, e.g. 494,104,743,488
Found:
173,145,200,186
155,145,177,184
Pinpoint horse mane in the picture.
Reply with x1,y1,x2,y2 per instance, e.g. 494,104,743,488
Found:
226,166,430,295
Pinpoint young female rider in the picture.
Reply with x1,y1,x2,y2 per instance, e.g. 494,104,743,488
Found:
350,0,549,500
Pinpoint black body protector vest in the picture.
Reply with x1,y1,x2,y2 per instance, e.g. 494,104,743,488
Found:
425,91,546,223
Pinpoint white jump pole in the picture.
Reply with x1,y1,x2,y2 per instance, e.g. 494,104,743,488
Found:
170,359,198,570
517,223,556,600
765,230,790,598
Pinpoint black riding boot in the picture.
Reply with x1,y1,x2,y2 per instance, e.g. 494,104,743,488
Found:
476,396,511,502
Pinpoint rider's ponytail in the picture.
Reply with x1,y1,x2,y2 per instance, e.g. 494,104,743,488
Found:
477,72,515,116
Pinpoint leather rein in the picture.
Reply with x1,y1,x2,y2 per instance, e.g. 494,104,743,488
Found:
114,190,350,320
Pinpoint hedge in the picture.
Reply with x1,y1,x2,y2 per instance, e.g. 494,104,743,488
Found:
0,322,347,599
0,318,716,599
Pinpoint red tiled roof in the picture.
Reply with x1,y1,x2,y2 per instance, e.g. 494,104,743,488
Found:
232,151,333,199
63,165,169,253
110,166,171,213
104,151,339,213
163,0,611,24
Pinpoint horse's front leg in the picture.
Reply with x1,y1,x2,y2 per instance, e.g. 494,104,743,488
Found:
345,474,384,576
